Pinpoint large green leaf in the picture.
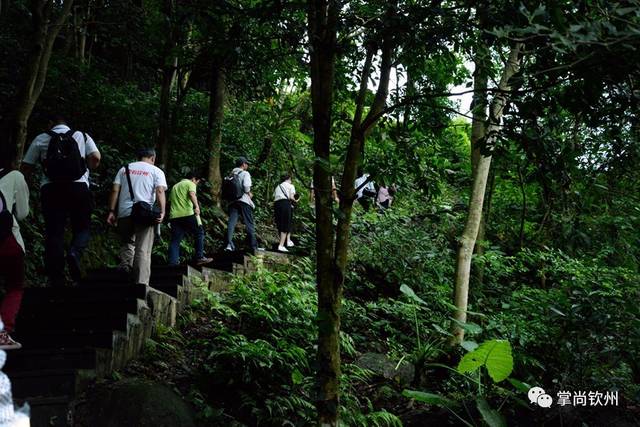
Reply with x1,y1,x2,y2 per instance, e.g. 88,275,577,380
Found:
399,284,428,306
507,378,531,393
461,340,479,352
476,398,506,427
451,318,483,335
457,340,513,383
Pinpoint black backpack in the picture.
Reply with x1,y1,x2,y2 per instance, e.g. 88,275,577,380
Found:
221,171,244,201
43,130,87,182
0,169,14,242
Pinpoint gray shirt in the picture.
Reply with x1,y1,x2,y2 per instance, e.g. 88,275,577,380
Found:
231,167,255,208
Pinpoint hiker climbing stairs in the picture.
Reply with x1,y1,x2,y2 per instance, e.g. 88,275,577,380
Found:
3,250,291,427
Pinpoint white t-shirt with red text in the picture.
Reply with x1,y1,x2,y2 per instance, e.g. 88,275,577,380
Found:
113,161,167,219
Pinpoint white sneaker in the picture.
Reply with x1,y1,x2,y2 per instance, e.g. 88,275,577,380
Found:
278,245,289,252
286,241,295,247
224,245,233,251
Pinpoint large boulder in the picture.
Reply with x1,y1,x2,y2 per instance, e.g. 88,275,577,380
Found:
355,352,415,386
73,379,196,427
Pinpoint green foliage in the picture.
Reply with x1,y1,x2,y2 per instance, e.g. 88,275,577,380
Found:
481,249,640,397
457,340,513,383
173,260,405,425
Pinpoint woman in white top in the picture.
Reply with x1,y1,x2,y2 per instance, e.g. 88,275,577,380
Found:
273,174,298,252
0,159,30,350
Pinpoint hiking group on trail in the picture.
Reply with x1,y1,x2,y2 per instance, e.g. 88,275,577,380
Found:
0,115,398,350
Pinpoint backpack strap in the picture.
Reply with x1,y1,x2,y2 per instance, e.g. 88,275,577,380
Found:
236,170,247,193
0,171,13,215
124,164,136,203
0,168,12,181
0,189,8,213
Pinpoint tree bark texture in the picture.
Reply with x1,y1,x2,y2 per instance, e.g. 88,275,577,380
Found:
156,0,177,170
308,1,397,423
206,65,225,207
6,0,74,165
0,0,9,17
308,0,339,424
451,43,523,345
470,6,489,266
336,17,394,276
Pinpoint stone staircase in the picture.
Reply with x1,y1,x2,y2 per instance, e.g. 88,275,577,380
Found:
5,250,291,427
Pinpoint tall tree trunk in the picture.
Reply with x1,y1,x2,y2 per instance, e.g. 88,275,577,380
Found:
78,2,89,63
518,166,527,249
157,57,177,170
0,0,8,17
470,6,489,270
156,0,177,170
73,5,79,58
6,0,74,165
308,0,339,424
451,43,523,345
308,1,396,422
336,28,394,272
476,169,495,285
206,65,225,207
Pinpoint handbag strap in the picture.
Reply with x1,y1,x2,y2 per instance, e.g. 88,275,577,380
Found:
124,164,136,203
278,183,288,200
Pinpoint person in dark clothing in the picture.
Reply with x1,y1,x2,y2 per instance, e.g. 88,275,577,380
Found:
21,114,101,286
225,157,258,252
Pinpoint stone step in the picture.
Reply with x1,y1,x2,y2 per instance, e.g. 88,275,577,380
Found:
80,274,186,286
9,369,82,399
148,283,180,298
4,348,97,372
14,330,115,349
198,250,248,272
16,312,129,333
85,266,188,281
20,291,145,309
16,297,140,318
20,283,147,302
15,395,70,427
4,259,215,425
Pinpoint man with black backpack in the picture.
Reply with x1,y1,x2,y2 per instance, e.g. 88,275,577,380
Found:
106,148,167,285
222,157,257,253
0,156,30,349
21,114,101,286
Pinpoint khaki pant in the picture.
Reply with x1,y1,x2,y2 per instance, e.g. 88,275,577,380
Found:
117,216,155,285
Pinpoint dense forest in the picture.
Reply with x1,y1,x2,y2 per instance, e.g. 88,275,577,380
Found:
1,0,639,426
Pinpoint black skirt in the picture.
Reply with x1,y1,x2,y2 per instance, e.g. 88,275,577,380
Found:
274,199,293,233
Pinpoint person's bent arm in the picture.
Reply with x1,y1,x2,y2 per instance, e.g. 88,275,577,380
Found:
189,191,200,215
20,163,34,181
14,173,30,221
87,152,101,170
107,184,120,225
156,186,166,223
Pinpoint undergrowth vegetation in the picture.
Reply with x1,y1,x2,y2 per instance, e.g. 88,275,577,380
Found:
125,192,640,426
